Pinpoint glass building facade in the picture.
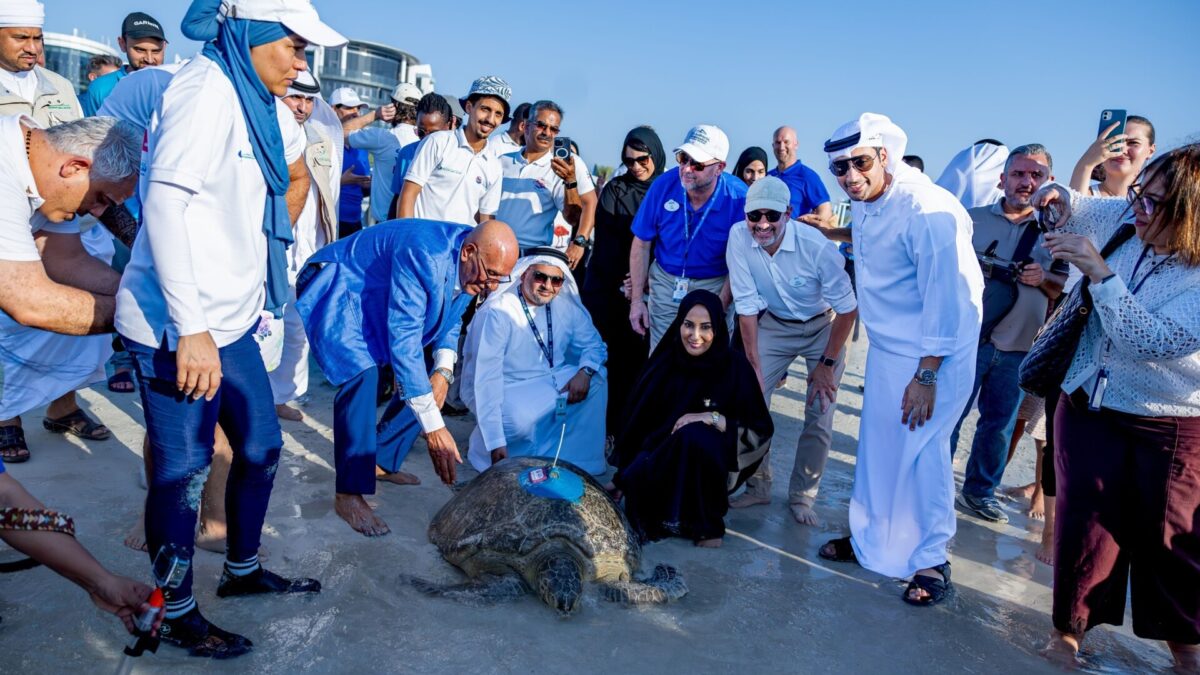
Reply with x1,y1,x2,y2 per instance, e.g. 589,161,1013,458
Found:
42,32,122,95
308,39,434,108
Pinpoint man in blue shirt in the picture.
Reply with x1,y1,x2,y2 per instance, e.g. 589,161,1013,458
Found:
80,12,166,116
332,88,372,237
387,92,454,219
296,219,518,537
769,126,833,229
629,125,747,349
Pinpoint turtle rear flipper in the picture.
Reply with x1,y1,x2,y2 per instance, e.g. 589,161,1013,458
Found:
600,564,688,605
403,573,527,605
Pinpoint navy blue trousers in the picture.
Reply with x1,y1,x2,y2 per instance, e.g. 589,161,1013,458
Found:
334,365,422,494
125,329,282,600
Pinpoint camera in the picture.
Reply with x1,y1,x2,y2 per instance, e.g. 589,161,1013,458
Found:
1036,203,1061,233
553,136,572,161
976,241,1026,284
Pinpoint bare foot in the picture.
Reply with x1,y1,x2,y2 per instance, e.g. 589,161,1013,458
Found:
695,537,723,548
1040,630,1082,668
275,404,303,422
195,524,271,561
729,492,770,509
123,512,147,552
1027,490,1045,521
1168,642,1200,673
1001,483,1036,502
375,465,420,486
789,503,821,526
335,493,390,537
1036,543,1055,566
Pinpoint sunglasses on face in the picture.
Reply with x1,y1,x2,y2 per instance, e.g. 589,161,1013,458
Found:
676,152,717,173
747,209,783,223
531,270,565,288
532,120,560,134
829,153,878,177
1128,185,1159,217
622,154,652,168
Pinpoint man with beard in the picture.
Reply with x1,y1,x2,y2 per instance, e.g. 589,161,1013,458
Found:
397,75,508,226
948,145,1064,523
814,113,983,608
81,12,167,116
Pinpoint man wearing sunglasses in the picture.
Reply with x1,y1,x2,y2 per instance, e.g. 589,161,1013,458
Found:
629,124,747,349
461,247,608,475
815,113,983,608
724,177,857,525
295,219,518,537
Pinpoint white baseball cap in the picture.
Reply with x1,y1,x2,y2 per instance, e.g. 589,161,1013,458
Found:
220,0,347,47
744,176,791,214
674,124,729,164
329,87,365,108
391,83,422,106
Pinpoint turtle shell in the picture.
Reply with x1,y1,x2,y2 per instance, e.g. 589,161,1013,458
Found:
429,457,640,584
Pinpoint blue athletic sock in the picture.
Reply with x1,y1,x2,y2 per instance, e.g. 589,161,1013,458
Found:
224,554,261,577
164,595,196,620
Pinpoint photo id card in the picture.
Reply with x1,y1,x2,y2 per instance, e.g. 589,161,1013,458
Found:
555,394,568,421
672,277,690,302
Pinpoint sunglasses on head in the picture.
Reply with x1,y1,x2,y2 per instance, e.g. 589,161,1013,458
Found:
829,152,878,177
531,270,565,288
676,151,717,172
747,209,783,223
622,154,652,168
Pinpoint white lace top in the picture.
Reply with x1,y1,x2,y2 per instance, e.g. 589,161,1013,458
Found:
1060,192,1200,417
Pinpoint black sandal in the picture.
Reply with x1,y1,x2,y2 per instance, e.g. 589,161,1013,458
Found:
903,562,952,606
0,426,30,463
42,409,111,441
818,536,858,563
106,369,136,393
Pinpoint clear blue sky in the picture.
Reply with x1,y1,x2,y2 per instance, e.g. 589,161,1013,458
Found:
51,0,1200,196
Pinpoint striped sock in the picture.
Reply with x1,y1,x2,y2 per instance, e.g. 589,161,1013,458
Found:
164,595,196,620
224,554,261,577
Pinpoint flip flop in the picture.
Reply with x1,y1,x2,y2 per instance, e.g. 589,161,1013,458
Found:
42,409,111,441
0,426,30,463
106,369,136,393
903,562,952,606
818,536,859,564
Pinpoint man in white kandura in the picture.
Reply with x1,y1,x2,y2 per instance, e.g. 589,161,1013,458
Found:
462,247,608,474
814,113,983,608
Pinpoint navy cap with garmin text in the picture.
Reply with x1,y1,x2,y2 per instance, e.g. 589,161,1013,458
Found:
122,12,166,41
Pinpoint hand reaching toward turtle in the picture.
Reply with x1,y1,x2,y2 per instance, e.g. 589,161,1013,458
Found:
426,427,462,485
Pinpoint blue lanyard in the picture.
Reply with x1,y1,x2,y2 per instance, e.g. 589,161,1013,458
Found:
1127,244,1175,296
519,293,554,368
680,192,716,279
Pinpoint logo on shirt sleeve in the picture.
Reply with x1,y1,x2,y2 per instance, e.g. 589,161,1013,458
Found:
664,199,680,212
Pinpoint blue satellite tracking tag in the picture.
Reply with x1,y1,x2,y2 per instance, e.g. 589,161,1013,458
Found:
555,394,568,421
519,465,585,502
528,467,548,484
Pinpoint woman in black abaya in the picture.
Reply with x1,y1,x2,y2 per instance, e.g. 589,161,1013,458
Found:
612,291,773,547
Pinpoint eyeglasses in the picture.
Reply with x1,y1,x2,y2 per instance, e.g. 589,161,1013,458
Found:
532,120,560,134
472,249,511,288
747,209,783,223
622,154,652,168
1128,185,1159,217
676,151,718,173
530,270,565,288
829,153,878,177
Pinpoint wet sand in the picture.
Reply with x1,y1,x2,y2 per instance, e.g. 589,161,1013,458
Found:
0,336,1175,673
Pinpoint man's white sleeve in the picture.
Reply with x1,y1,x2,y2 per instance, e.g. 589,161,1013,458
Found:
725,225,767,317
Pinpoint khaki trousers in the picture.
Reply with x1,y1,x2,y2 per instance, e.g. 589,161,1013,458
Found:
647,260,727,352
741,310,845,506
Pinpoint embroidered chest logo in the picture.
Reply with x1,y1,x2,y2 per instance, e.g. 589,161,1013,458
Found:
664,199,680,212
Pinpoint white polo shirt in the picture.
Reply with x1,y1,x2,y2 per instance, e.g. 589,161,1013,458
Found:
494,150,594,250
726,218,857,321
0,115,77,262
405,127,502,226
486,130,521,158
115,56,304,350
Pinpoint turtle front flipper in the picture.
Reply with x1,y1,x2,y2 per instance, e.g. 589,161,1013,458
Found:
599,564,688,605
403,573,527,605
534,555,583,617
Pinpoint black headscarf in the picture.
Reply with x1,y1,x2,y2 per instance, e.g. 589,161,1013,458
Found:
733,146,769,186
600,126,666,219
613,290,773,492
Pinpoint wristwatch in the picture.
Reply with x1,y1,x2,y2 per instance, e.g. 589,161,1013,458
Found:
710,411,721,426
433,367,455,385
914,368,938,386
580,366,597,378
563,181,578,190
571,235,592,250
819,356,837,368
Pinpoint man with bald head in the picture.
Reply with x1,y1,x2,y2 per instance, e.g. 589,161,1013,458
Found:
770,126,833,229
297,219,518,536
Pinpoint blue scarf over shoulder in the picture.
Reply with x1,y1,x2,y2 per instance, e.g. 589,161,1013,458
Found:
183,0,292,318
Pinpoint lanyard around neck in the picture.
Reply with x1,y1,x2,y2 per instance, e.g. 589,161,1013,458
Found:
518,292,554,368
681,191,716,278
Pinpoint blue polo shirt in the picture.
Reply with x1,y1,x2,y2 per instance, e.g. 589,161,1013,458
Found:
768,160,830,216
390,140,420,196
339,146,370,223
631,167,747,279
81,68,129,117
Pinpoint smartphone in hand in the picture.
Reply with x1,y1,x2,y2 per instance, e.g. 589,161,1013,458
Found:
1099,109,1127,139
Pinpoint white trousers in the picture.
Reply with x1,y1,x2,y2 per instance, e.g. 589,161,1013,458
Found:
268,284,310,405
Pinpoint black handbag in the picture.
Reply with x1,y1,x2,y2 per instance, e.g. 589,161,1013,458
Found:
1017,223,1135,397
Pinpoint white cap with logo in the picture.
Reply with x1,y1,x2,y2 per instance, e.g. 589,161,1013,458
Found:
674,124,729,164
219,0,347,47
329,87,365,108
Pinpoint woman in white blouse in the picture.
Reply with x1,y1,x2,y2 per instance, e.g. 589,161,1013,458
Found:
1034,144,1200,670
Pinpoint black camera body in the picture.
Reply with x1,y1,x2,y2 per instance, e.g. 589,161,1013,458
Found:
553,136,572,161
976,241,1027,284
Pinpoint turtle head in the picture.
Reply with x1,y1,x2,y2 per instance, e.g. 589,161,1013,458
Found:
535,555,583,617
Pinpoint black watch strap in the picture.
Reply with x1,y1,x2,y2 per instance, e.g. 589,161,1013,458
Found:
820,356,837,368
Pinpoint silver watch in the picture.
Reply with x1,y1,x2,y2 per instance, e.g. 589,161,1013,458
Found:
914,368,938,386
434,367,455,385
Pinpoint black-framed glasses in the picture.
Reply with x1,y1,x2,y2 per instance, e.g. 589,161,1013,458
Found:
472,249,511,288
1128,185,1159,217
531,270,565,288
622,153,652,168
747,209,783,223
533,120,560,134
829,153,878,177
676,151,717,173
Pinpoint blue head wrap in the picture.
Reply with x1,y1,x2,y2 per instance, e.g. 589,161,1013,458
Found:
183,0,293,318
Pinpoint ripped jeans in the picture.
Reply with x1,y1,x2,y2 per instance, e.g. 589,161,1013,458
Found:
124,328,283,600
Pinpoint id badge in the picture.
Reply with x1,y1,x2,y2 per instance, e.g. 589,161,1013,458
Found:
1088,368,1108,411
555,394,568,421
672,277,690,302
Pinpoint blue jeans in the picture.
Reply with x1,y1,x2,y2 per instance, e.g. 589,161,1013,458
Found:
334,366,421,494
125,329,282,601
949,342,1026,500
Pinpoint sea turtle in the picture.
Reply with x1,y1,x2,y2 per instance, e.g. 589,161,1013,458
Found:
409,456,687,616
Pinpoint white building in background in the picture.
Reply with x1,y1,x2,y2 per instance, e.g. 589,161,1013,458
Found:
42,31,121,94
307,39,434,108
